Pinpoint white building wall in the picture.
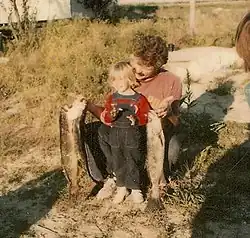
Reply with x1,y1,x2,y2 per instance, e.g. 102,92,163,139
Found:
0,0,93,24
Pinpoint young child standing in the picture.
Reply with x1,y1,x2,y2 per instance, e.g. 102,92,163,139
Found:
98,61,150,204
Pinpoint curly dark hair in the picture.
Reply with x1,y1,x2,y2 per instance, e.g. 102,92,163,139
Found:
131,33,169,68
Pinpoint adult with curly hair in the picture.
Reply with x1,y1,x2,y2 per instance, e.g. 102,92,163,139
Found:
84,33,183,203
130,33,181,121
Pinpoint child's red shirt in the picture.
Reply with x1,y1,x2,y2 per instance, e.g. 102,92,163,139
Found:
100,92,150,127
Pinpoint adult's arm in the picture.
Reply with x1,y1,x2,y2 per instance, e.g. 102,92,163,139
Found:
87,101,104,120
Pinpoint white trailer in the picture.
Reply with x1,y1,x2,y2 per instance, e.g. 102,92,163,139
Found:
0,0,94,24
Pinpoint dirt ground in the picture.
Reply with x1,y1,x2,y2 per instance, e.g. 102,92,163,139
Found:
1,132,249,238
0,150,192,238
1,62,250,238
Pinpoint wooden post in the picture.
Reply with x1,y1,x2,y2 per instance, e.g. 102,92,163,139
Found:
0,32,3,56
189,0,196,36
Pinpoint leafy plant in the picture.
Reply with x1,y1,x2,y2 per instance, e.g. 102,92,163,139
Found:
8,0,37,40
181,69,197,111
78,0,118,21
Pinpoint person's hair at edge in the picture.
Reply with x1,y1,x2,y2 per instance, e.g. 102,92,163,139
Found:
132,32,169,68
108,61,140,89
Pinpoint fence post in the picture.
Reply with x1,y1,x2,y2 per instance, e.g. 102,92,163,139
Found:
189,0,196,36
0,32,3,56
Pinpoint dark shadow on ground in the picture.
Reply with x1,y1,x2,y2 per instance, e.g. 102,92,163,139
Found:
189,81,250,236
171,80,235,180
191,142,250,237
0,169,67,238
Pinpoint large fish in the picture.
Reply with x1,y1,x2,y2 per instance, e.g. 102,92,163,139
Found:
145,110,166,211
59,97,96,200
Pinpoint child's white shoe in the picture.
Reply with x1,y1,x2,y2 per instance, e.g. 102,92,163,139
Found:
131,189,144,204
113,187,128,204
96,178,116,200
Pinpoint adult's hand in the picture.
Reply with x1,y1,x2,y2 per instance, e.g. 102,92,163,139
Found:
154,96,174,118
65,96,87,121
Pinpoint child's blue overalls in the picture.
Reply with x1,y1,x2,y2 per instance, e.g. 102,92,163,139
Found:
98,92,145,190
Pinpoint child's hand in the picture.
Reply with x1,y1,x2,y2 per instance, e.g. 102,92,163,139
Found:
110,103,119,119
127,115,136,126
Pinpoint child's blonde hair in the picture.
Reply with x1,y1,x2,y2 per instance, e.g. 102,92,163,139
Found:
108,61,140,89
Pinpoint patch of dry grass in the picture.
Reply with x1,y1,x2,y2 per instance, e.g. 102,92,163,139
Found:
0,3,248,159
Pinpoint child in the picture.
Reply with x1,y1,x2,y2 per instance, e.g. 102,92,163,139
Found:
98,61,151,204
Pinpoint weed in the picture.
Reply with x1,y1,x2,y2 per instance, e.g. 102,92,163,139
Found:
182,69,197,111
